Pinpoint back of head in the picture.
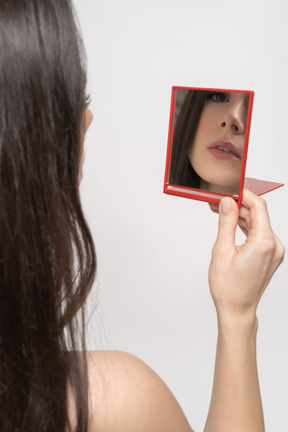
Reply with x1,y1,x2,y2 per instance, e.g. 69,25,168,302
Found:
0,1,96,430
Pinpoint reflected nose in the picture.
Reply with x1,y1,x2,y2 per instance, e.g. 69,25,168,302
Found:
219,103,245,135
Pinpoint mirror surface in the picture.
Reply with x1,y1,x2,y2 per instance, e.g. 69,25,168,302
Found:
165,87,253,202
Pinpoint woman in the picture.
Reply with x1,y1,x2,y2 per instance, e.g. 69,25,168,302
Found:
0,1,96,430
0,1,284,431
170,89,249,195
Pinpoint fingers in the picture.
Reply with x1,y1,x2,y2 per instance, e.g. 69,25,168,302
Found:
209,203,219,214
239,192,285,273
213,197,239,257
209,190,272,241
272,233,285,266
209,198,249,236
209,189,285,318
238,218,249,236
241,189,272,236
240,193,284,265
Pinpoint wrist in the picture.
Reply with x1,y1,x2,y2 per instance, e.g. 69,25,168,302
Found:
216,310,259,336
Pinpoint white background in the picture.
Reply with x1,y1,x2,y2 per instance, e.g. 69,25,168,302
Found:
74,0,288,430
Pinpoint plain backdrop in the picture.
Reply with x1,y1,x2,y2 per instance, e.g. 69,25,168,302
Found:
74,0,288,430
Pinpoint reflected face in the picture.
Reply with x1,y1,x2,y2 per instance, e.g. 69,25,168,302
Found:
188,92,249,194
79,108,93,183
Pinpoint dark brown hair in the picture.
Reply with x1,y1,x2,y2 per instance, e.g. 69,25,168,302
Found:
169,90,208,188
0,1,96,430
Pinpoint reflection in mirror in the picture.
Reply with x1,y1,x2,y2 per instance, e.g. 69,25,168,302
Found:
169,88,252,197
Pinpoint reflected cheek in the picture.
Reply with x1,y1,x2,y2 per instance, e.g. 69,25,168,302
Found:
188,115,211,170
239,136,245,155
188,142,203,174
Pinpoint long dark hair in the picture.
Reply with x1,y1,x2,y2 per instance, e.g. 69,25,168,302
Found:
0,1,96,431
169,90,208,188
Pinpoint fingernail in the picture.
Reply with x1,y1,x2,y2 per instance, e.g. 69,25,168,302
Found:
220,198,231,214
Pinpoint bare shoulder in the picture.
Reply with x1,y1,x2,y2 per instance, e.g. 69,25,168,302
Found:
87,350,194,432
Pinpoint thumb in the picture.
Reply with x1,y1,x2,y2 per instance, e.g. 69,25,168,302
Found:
214,197,239,256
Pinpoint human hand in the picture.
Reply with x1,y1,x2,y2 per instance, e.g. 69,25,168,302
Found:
209,189,285,322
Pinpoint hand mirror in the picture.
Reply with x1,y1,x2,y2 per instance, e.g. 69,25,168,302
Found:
163,86,283,207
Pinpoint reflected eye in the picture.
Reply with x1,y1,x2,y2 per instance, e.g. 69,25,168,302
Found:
207,92,229,103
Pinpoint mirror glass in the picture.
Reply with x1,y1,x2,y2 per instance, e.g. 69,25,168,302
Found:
164,87,254,204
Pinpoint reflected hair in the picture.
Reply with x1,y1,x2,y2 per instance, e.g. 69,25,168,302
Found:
169,90,209,188
0,1,96,431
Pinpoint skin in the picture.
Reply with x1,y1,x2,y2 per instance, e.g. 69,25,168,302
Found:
78,108,94,183
204,191,284,431
79,112,285,431
189,92,249,195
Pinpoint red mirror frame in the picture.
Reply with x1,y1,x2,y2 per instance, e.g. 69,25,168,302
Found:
163,86,254,208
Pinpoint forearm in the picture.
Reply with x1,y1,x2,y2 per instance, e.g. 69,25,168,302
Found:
204,314,264,432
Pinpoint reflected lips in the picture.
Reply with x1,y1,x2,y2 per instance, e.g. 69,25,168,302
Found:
207,140,241,161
